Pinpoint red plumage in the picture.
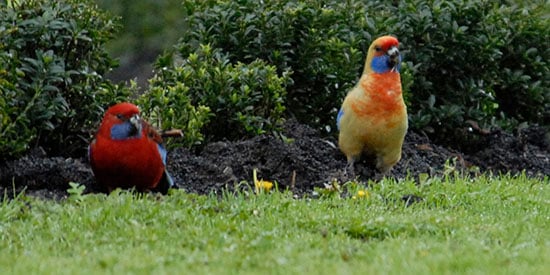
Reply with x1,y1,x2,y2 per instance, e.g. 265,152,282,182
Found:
89,102,172,193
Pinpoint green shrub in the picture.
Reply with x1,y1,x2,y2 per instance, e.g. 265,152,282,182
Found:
490,3,549,126
177,0,385,132
0,0,130,159
139,44,291,146
395,0,550,144
137,71,212,148
3,0,547,157
171,0,548,144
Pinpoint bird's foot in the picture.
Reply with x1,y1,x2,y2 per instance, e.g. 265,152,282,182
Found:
343,163,356,181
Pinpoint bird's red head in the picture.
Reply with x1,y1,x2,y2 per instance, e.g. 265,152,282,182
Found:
105,102,140,121
96,102,141,138
370,36,399,57
365,35,401,74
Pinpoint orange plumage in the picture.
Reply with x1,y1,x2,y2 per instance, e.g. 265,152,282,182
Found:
337,35,408,174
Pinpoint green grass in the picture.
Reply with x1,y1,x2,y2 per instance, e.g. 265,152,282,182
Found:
0,174,548,274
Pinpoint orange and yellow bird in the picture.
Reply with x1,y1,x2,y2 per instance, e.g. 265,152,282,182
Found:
337,35,407,174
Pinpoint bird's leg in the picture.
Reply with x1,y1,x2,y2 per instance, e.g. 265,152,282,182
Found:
373,170,389,182
344,159,356,180
374,155,395,181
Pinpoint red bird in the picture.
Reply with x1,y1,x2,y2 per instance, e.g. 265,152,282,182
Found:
89,102,175,194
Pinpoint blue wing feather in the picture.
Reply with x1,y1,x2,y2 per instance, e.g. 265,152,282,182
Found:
156,143,175,188
156,144,168,165
336,108,344,131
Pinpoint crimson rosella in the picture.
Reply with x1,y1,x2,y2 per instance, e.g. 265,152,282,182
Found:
337,35,408,175
89,102,175,194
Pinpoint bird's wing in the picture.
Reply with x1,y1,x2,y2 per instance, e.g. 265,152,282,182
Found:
336,108,344,131
142,120,176,191
143,120,163,144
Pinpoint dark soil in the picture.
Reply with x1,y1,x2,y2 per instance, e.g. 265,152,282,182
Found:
1,120,548,200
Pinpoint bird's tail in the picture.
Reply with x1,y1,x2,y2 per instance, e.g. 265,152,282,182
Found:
152,169,177,194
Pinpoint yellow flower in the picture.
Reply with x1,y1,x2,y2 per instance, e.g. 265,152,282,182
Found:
353,190,369,199
256,179,274,192
253,168,274,193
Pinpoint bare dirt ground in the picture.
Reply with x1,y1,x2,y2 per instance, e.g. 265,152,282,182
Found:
1,119,548,200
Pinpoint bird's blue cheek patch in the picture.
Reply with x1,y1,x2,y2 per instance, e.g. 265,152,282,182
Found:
337,108,344,131
371,55,401,73
371,55,391,73
110,122,141,140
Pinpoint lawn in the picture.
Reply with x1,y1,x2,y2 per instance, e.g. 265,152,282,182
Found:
0,174,548,274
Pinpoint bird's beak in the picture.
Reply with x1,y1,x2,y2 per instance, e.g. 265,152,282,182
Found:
387,46,400,70
129,114,141,136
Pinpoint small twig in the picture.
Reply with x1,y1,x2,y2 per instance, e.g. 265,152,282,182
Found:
465,120,492,135
161,129,184,138
290,170,296,191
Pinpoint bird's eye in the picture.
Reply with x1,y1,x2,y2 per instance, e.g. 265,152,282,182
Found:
375,46,382,52
115,114,124,120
